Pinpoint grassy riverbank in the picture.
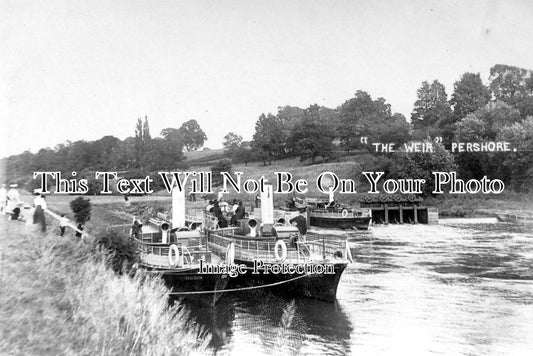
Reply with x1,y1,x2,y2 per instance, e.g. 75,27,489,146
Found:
0,217,209,356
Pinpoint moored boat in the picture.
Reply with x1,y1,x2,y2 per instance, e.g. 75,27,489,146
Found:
203,215,351,302
109,188,229,300
202,184,352,302
132,218,229,296
287,197,372,230
308,206,372,230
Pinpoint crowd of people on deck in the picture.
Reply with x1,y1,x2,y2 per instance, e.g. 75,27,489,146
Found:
203,193,309,245
206,197,247,228
0,183,83,237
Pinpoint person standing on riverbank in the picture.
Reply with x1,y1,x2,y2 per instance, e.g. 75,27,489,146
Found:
6,184,21,215
0,184,7,215
75,223,84,239
33,193,47,232
59,214,69,236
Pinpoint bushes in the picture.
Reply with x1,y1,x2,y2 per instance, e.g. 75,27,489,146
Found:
70,197,92,224
94,229,139,274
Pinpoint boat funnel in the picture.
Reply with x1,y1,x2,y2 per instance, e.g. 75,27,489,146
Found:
260,182,274,225
172,185,186,229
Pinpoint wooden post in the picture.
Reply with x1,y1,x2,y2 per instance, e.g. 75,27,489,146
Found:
399,205,403,224
414,205,418,224
384,204,389,225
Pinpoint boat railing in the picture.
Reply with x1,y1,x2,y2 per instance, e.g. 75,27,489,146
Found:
209,229,289,260
304,238,349,260
181,245,193,265
209,228,349,262
296,242,310,262
134,236,208,266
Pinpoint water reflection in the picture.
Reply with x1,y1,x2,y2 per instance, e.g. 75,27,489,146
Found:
181,289,353,355
181,221,533,355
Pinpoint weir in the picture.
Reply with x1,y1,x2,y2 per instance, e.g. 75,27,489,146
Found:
359,195,439,225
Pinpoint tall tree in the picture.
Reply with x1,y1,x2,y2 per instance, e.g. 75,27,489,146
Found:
338,91,392,151
489,64,533,106
222,132,243,162
411,80,452,131
251,113,286,165
276,105,306,131
133,116,152,170
289,104,335,164
450,73,491,121
222,132,243,153
157,128,186,169
178,119,207,151
453,101,522,179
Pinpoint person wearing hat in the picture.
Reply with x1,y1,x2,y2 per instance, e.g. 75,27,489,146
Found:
230,201,245,226
6,184,21,216
0,184,7,215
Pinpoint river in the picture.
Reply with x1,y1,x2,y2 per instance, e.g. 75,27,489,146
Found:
183,220,533,355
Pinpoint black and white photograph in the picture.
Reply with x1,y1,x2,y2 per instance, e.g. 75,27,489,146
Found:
1,1,532,355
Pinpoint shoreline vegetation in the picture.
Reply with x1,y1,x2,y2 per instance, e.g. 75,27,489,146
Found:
0,217,210,356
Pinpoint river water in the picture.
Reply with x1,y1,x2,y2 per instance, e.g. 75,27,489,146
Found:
184,220,533,356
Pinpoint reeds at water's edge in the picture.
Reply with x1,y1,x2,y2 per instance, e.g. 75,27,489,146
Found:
0,219,210,356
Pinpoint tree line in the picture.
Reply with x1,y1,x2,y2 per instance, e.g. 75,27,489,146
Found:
223,64,533,192
0,118,207,192
1,63,532,194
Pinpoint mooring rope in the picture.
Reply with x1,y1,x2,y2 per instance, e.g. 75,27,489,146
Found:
166,273,309,295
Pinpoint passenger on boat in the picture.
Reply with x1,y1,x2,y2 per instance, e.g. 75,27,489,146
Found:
286,194,297,209
206,200,214,213
213,201,228,228
131,219,142,238
230,201,245,226
231,199,238,214
289,213,307,242
327,187,336,209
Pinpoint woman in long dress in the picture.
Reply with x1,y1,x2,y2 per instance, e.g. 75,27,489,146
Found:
33,194,47,232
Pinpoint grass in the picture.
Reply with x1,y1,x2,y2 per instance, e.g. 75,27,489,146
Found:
0,217,210,356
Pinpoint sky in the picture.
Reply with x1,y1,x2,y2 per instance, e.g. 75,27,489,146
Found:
1,0,533,158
